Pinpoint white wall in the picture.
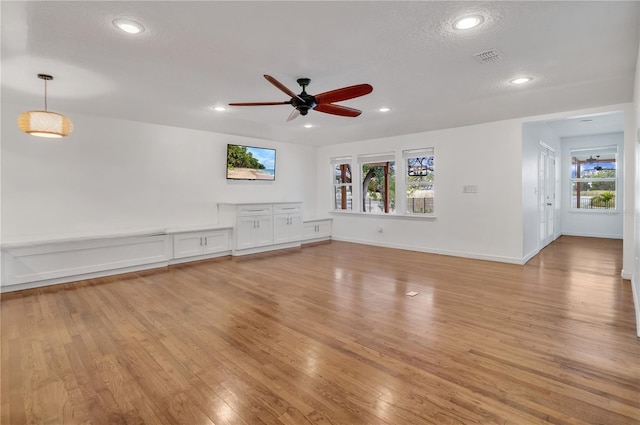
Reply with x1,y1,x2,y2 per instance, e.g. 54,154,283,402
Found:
521,122,562,261
560,133,624,239
316,103,635,265
1,103,317,241
317,120,525,263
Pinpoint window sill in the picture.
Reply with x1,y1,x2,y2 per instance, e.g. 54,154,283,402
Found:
330,210,437,220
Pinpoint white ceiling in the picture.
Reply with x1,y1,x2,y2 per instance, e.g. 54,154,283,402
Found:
2,1,638,145
544,111,626,138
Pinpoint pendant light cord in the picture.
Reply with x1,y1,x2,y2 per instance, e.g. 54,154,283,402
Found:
43,78,48,111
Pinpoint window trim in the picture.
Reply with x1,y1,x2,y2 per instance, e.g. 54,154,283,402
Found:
331,156,353,211
569,146,618,211
403,148,435,216
358,152,396,214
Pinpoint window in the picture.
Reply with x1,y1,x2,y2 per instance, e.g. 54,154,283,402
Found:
570,147,617,210
331,156,353,210
403,148,434,214
358,153,395,213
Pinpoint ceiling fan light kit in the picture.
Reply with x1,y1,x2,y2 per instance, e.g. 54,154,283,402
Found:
17,74,73,138
229,74,373,121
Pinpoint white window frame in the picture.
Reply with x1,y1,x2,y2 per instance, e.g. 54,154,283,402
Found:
569,146,618,211
358,152,396,214
331,156,353,211
403,148,435,215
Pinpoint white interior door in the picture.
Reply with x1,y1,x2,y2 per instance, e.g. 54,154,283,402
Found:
539,143,556,248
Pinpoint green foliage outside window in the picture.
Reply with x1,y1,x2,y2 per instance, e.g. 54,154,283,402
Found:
362,163,395,212
590,191,615,208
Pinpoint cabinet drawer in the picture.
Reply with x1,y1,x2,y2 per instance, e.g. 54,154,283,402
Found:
237,205,273,216
273,204,302,215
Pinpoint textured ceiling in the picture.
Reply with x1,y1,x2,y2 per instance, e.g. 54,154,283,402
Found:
2,1,638,145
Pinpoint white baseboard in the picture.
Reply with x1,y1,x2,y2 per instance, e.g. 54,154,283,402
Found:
331,236,526,265
302,236,331,245
522,249,540,264
169,250,231,265
561,231,623,239
631,274,640,338
232,241,301,256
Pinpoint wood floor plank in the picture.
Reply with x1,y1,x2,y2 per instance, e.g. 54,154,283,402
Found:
1,236,638,424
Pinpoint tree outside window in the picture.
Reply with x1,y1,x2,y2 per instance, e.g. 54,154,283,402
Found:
570,148,617,210
332,157,353,210
358,153,395,213
404,148,434,214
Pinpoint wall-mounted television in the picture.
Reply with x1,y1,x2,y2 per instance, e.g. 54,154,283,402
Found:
226,144,276,181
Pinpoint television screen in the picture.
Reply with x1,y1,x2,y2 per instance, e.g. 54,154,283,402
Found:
226,144,276,181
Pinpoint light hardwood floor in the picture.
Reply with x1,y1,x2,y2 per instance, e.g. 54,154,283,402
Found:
1,236,638,424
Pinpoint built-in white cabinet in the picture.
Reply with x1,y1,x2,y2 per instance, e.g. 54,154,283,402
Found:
236,214,274,250
172,228,231,261
0,205,329,292
0,226,235,292
302,219,332,243
273,204,303,244
219,202,303,255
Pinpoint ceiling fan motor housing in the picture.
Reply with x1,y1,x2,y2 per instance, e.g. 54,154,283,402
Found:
291,94,316,115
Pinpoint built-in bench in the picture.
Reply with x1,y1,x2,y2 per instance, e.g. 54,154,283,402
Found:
1,216,332,292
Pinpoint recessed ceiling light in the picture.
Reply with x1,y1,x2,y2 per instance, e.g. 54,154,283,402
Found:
304,124,313,129
113,18,145,34
212,106,227,112
510,77,533,85
378,107,391,112
453,15,484,30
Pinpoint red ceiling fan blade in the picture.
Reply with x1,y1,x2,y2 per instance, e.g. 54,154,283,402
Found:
314,104,362,117
228,101,290,106
264,75,302,100
314,84,373,104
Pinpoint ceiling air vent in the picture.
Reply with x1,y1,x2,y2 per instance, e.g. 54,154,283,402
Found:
474,49,501,64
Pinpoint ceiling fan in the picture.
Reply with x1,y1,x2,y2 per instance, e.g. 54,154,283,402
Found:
229,75,373,121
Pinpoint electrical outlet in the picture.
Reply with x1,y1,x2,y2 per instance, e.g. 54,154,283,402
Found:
377,226,383,233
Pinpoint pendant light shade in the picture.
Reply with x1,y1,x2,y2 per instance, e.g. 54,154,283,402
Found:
17,74,73,138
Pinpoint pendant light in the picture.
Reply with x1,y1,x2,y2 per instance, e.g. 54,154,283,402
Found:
17,74,73,138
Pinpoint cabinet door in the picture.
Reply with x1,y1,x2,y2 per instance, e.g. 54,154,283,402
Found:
273,215,290,244
254,216,274,247
288,214,303,242
303,222,317,240
236,217,257,250
316,220,332,238
173,233,203,259
302,220,332,241
274,214,302,243
202,230,230,255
